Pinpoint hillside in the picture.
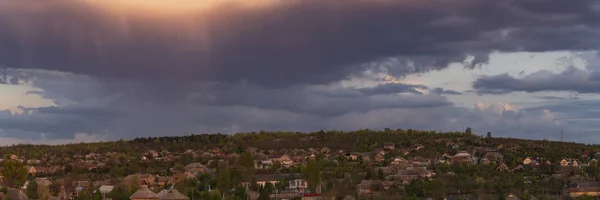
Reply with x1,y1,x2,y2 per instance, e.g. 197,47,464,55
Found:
0,129,593,163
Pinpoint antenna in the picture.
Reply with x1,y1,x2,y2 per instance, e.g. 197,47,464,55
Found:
561,129,564,142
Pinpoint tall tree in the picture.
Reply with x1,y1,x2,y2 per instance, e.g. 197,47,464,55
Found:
238,151,255,170
0,160,28,188
303,160,321,193
26,178,38,199
257,188,271,200
217,168,232,194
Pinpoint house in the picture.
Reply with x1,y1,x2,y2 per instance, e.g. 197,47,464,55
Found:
77,181,91,189
156,176,170,187
268,154,293,166
451,151,472,164
85,153,100,160
206,160,229,169
26,159,41,165
362,155,371,162
374,155,385,162
242,173,307,192
373,149,385,156
35,178,52,187
184,162,207,175
25,166,37,175
375,167,396,176
480,158,491,165
357,180,382,194
445,141,459,149
523,157,533,165
147,150,159,158
156,188,190,200
347,153,362,161
124,174,156,186
512,165,524,172
260,159,273,168
130,185,158,200
483,152,503,163
383,142,395,151
98,185,115,194
496,163,509,171
409,144,424,151
254,160,267,169
246,147,258,154
390,158,407,165
506,194,520,200
170,173,196,183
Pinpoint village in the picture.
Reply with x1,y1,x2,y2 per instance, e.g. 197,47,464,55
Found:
0,131,599,200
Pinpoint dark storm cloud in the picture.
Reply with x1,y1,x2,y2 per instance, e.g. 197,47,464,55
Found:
473,67,600,94
356,83,427,96
197,83,452,117
0,0,599,87
533,95,581,101
431,88,462,95
0,105,117,139
20,106,118,119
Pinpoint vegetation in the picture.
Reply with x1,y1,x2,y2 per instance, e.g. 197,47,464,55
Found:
1,160,28,188
0,128,599,199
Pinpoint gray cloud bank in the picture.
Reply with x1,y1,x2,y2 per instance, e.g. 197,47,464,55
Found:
0,0,599,143
473,66,600,94
474,52,600,94
0,0,599,87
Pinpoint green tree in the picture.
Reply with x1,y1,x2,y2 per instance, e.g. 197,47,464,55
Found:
465,127,472,135
238,151,255,169
0,160,28,188
26,178,38,199
257,188,271,200
233,186,247,199
275,180,287,192
217,168,232,194
264,182,275,194
303,160,321,193
377,169,385,180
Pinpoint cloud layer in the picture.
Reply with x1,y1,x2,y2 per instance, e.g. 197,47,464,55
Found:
473,66,600,94
1,0,599,87
0,0,600,144
474,52,600,94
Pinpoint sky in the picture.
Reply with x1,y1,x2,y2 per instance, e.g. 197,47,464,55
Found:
1,0,600,145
